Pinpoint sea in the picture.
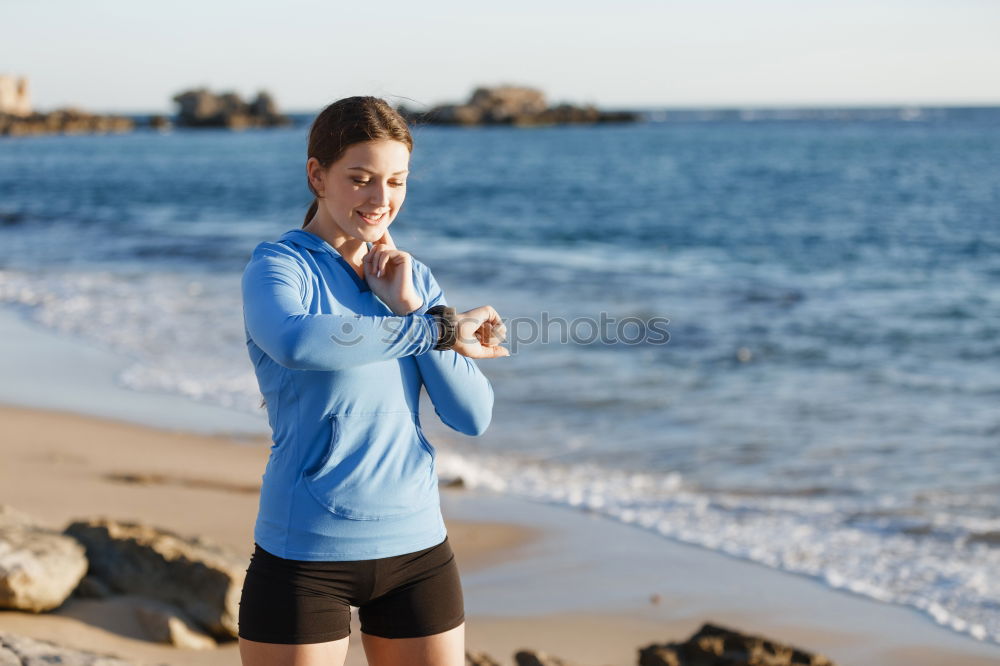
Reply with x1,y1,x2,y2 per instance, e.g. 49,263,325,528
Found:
2,106,999,644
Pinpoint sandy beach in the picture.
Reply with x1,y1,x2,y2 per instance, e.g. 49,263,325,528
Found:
2,403,1000,666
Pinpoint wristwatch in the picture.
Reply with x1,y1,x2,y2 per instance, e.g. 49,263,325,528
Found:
426,305,458,351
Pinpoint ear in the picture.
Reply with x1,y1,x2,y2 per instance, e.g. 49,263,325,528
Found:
306,157,326,195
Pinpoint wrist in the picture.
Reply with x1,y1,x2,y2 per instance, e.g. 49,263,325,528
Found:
426,305,458,351
391,296,425,316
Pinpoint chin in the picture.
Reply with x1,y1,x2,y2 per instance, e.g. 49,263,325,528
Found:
359,221,392,240
356,226,384,242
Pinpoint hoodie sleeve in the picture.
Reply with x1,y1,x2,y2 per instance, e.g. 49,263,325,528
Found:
242,245,439,371
410,262,495,436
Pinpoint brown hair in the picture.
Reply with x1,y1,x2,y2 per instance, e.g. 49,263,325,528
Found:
302,96,414,227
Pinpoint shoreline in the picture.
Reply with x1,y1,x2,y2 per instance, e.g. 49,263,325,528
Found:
1,403,999,665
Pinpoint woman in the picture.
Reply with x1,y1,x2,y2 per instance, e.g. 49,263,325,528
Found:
237,96,508,666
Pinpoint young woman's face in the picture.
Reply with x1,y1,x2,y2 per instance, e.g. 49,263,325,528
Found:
313,139,410,243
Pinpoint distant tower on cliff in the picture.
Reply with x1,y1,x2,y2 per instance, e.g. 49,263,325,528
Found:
0,75,32,116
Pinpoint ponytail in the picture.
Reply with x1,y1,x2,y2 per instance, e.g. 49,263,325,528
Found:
303,199,318,228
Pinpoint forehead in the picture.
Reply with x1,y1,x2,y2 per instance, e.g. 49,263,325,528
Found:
339,139,410,174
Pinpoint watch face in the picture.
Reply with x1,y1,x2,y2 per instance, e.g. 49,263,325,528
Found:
427,305,457,350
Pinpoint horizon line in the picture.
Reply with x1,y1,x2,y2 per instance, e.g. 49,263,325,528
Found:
33,100,1000,117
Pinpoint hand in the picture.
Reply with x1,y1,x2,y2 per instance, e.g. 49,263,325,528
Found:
362,228,422,315
453,305,510,359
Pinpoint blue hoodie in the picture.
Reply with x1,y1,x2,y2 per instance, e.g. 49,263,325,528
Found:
241,229,494,560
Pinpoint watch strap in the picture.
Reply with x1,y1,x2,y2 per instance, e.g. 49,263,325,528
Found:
426,304,458,351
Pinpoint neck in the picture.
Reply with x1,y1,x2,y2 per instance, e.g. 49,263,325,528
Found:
303,209,366,266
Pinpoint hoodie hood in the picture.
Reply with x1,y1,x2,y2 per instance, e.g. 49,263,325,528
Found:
279,229,372,255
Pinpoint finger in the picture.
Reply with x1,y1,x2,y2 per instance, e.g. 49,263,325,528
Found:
463,305,504,328
377,228,397,250
477,321,503,347
483,305,504,327
460,339,510,358
480,344,510,358
481,333,503,347
383,250,408,278
378,251,392,278
483,312,506,342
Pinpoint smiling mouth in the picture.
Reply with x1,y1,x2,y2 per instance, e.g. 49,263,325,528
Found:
357,211,387,224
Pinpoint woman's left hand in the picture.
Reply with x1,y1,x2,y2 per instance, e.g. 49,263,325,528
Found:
363,228,424,315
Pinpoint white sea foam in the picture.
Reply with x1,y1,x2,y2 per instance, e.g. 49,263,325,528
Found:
0,268,262,413
434,447,1000,646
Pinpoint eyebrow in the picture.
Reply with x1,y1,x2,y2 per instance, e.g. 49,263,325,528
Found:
347,166,409,175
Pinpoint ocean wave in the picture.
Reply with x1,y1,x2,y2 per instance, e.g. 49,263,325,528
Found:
435,447,1000,645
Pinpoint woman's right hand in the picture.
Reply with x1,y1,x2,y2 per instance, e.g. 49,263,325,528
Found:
453,306,510,358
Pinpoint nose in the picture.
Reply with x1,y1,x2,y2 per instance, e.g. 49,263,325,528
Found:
369,182,391,208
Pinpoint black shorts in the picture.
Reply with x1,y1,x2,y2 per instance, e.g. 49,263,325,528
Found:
237,536,464,644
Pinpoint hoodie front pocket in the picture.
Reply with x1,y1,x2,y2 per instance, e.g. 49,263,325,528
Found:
302,411,438,520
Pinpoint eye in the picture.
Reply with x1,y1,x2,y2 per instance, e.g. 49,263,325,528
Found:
351,178,406,187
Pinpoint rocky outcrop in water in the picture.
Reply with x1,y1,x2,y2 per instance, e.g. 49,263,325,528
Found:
398,85,640,127
0,74,134,136
172,87,291,128
0,108,134,137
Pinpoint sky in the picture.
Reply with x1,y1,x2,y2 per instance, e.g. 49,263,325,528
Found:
3,0,999,114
